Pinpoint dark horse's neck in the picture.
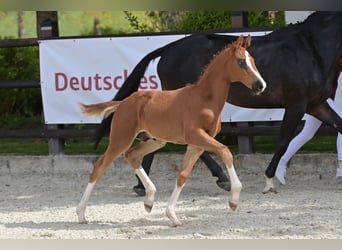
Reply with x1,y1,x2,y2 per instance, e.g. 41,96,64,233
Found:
304,12,342,74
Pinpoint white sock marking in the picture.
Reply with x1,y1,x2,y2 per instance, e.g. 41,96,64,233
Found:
166,181,184,226
77,182,96,223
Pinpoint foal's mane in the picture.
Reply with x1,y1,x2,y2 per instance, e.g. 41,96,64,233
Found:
196,39,241,83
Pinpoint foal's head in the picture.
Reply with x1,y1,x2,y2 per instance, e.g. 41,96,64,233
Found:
226,35,267,95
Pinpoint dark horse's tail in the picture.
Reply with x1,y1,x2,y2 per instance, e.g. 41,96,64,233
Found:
93,42,170,148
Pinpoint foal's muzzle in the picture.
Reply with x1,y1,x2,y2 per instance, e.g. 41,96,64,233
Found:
252,80,266,95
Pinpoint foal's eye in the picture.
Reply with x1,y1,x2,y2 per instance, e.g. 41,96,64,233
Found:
237,59,247,69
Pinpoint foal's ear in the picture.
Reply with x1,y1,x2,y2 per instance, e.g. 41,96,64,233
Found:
243,35,251,48
236,35,244,46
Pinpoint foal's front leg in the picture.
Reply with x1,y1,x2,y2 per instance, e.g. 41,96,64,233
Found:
165,146,204,227
186,129,242,210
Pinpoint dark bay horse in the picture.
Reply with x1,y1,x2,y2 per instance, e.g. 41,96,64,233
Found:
96,12,342,194
77,36,266,226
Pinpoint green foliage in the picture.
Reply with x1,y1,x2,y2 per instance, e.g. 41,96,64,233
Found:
176,11,285,31
0,45,41,117
145,11,185,31
80,26,127,36
79,17,128,36
248,11,285,28
123,11,186,33
176,11,232,31
123,11,150,33
123,11,285,33
0,115,42,129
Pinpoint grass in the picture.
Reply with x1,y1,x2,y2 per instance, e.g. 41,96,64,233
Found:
0,138,185,155
253,136,336,153
0,135,337,155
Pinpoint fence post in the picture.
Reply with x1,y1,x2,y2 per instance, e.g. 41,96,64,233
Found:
231,11,254,154
36,11,65,155
231,11,248,28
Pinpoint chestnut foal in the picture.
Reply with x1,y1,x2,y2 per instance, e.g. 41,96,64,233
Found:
76,35,266,227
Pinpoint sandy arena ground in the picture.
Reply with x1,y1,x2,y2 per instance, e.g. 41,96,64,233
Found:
1,153,342,239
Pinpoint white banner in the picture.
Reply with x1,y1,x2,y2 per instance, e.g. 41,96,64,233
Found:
39,34,185,124
40,31,340,124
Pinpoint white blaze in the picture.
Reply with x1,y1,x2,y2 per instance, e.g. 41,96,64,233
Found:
245,50,267,90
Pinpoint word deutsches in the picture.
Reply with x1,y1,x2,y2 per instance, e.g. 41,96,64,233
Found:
54,70,159,91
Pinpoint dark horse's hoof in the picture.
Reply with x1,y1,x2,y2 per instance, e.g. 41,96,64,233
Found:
133,185,146,196
216,180,231,192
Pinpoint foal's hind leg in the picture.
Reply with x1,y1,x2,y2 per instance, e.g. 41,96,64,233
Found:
125,139,166,212
133,132,158,196
76,152,119,224
76,134,134,224
133,152,155,196
166,146,204,227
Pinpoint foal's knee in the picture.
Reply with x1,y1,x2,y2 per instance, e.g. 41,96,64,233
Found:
217,146,233,166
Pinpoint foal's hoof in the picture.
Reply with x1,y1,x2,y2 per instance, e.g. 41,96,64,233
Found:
229,201,238,211
133,185,146,196
172,222,183,228
166,209,183,227
76,207,88,224
262,176,278,194
216,180,231,192
262,187,278,194
144,203,153,213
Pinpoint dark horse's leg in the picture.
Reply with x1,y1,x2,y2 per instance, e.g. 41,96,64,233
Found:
200,151,230,191
133,151,230,196
264,100,342,193
265,101,342,180
263,107,305,193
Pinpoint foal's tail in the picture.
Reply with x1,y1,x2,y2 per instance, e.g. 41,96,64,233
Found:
94,40,179,148
80,101,121,118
